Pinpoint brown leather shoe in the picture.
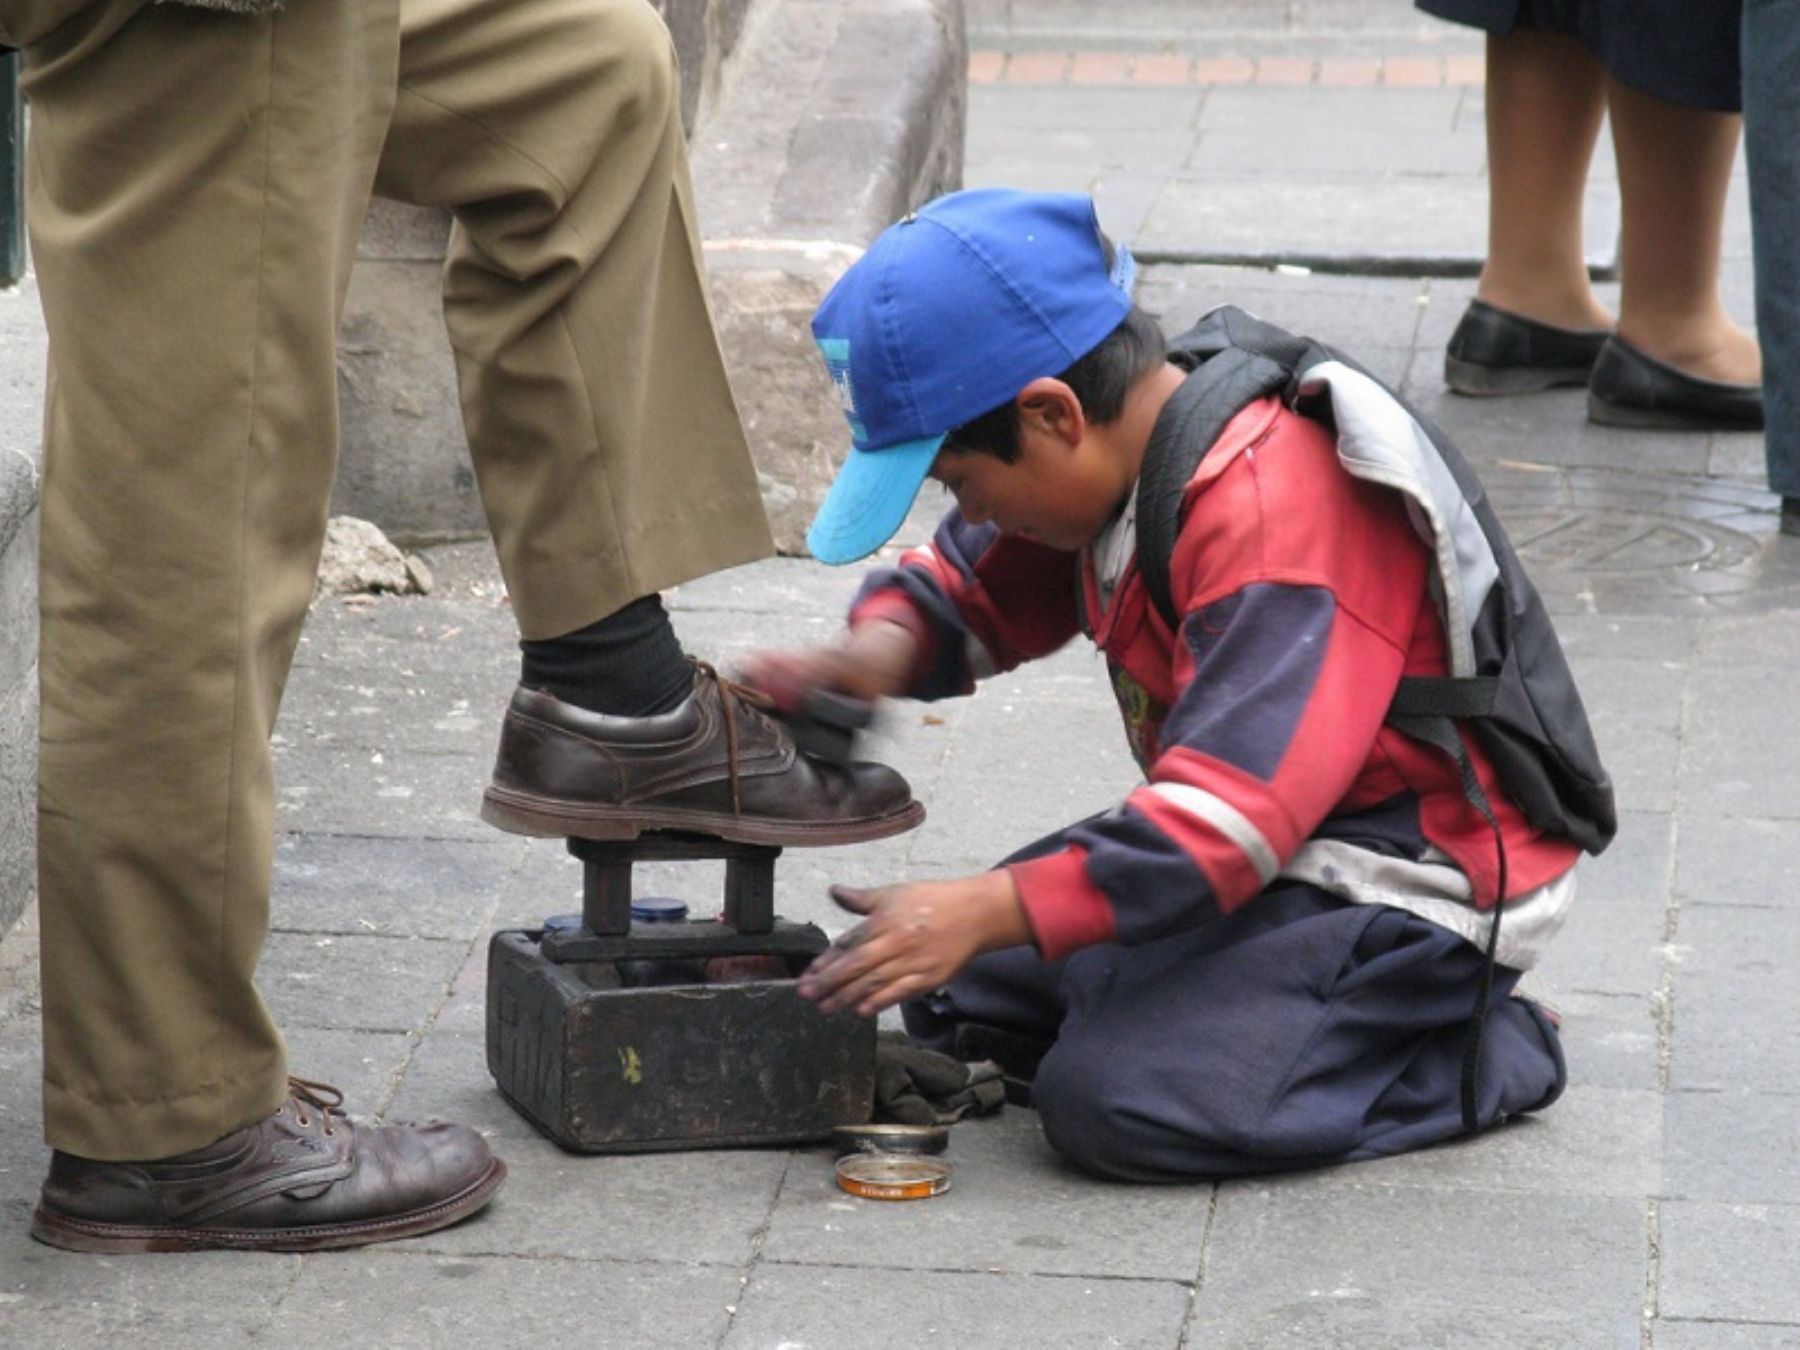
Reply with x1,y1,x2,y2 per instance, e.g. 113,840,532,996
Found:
482,664,925,846
30,1079,505,1253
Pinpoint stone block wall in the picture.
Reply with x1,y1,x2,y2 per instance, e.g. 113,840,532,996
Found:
0,279,44,938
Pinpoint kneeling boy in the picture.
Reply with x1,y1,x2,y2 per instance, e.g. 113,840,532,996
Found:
747,188,1606,1181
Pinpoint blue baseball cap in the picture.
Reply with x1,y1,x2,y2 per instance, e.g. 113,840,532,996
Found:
805,188,1137,564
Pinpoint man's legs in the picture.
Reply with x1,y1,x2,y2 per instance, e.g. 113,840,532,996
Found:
27,0,400,1160
377,0,770,641
373,0,921,847
26,0,504,1253
909,884,1565,1182
1742,0,1800,509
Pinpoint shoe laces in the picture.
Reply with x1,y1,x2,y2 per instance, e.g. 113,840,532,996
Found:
692,661,775,818
285,1076,344,1136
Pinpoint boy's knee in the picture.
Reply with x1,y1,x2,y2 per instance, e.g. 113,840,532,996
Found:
1031,1050,1174,1182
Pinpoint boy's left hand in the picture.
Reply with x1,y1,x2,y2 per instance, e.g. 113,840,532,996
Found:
797,872,1033,1017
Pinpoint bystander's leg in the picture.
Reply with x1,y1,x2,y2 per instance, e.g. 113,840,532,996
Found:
1607,78,1761,385
1741,0,1800,526
1476,28,1613,332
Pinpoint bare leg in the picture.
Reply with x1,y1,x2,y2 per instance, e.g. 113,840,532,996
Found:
1609,76,1762,383
1478,28,1615,331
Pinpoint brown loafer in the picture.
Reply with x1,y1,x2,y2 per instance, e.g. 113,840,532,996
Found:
30,1079,505,1253
482,664,924,846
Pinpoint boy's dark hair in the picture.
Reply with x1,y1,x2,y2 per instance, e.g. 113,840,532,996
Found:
941,304,1168,462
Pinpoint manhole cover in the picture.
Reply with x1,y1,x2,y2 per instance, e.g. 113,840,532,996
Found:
1503,507,1758,574
1478,467,1800,615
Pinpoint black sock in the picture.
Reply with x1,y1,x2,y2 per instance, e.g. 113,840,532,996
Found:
518,594,693,717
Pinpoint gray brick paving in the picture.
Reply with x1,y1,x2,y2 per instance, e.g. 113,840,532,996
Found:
4,1,1799,1346
1190,1184,1648,1347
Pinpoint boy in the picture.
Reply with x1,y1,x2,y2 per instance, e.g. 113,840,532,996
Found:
746,187,1591,1181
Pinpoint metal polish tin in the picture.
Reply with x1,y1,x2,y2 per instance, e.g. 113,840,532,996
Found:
835,1152,954,1201
830,1122,950,1158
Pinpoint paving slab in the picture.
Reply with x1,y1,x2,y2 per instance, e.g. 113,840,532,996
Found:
278,659,511,757
1530,810,1670,998
1189,1182,1647,1347
1528,988,1660,1094
726,1263,1193,1348
1561,658,1685,815
266,1251,744,1348
762,1105,1214,1282
272,833,524,940
1667,904,1800,1096
1653,1320,1800,1349
910,690,1141,872
0,1243,296,1346
1663,1089,1800,1206
273,744,493,842
1682,664,1800,820
258,930,473,1035
1139,174,1612,274
401,1139,794,1268
967,0,1474,55
1674,814,1800,908
279,1026,419,1115
1660,1200,1800,1325
1555,613,1698,665
1298,1083,1663,1200
1695,612,1800,669
967,109,1205,178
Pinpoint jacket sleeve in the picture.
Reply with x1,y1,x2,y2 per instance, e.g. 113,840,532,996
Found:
847,509,1083,701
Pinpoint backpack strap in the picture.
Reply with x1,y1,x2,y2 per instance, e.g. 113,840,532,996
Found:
1389,675,1501,719
1135,346,1290,630
1388,711,1508,1134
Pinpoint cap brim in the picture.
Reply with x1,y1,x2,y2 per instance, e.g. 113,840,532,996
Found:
805,434,945,565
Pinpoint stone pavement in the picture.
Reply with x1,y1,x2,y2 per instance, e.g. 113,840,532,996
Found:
3,3,1798,1347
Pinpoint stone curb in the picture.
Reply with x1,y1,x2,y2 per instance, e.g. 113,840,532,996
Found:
0,277,42,939
693,0,967,553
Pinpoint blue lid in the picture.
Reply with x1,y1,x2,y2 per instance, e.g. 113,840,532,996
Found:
631,896,689,923
541,913,584,932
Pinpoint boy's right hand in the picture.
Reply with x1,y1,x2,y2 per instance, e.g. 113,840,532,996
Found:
738,618,921,712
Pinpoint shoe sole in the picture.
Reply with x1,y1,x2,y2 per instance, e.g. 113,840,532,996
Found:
1586,390,1765,432
1445,355,1594,396
480,787,926,847
29,1158,507,1254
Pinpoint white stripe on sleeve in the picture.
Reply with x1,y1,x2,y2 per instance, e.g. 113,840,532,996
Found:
1145,782,1281,884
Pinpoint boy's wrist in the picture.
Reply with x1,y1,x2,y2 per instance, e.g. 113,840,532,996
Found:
971,868,1031,951
841,616,923,698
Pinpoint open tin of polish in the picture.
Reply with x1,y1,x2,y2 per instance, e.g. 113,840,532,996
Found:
831,1122,950,1158
835,1152,954,1201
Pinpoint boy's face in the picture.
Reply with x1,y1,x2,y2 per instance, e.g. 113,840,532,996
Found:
928,401,1131,552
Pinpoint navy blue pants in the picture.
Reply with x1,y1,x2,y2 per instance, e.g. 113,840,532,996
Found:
903,836,1566,1182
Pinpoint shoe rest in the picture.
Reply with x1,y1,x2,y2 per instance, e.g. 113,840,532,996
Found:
532,835,830,964
486,831,875,1152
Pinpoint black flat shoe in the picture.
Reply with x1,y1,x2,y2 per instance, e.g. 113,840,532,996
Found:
1781,497,1800,538
1586,335,1764,431
1444,298,1610,395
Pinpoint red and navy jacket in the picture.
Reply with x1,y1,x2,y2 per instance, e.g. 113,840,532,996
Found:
850,394,1581,964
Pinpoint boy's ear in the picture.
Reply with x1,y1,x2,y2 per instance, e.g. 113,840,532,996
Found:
1015,377,1086,449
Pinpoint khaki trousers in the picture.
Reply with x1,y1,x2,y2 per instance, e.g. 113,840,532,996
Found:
15,0,774,1158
